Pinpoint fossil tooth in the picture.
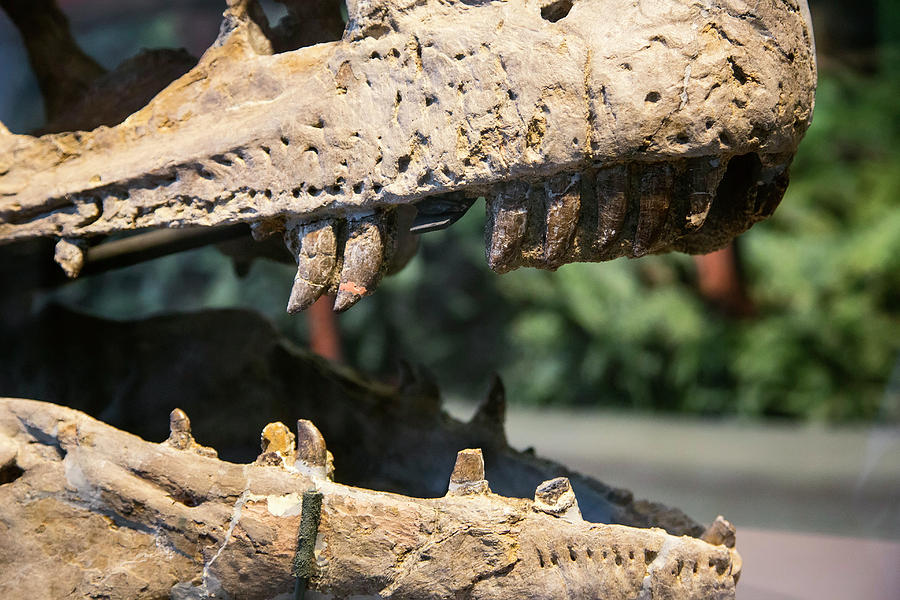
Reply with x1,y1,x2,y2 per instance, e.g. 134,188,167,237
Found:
333,216,387,313
295,418,333,479
595,164,628,251
257,421,296,466
486,182,529,274
447,448,490,495
633,163,674,257
165,408,216,457
167,408,191,444
701,515,742,582
534,476,582,522
543,173,581,267
53,238,85,278
701,515,736,548
683,158,727,231
295,419,327,467
470,373,507,442
4,398,742,598
285,219,338,314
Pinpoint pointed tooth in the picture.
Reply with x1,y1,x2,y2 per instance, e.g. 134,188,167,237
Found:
295,419,328,469
486,181,529,273
333,216,387,313
534,476,582,522
447,448,490,495
285,220,338,314
633,163,673,257
595,165,628,251
470,373,507,441
543,173,581,267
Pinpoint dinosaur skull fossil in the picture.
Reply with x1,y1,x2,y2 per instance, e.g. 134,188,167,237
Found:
0,0,816,311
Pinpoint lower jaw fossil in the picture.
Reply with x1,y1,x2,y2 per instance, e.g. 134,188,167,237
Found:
0,306,740,599
0,400,741,600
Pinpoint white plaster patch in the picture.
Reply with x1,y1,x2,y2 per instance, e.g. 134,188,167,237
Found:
266,492,304,517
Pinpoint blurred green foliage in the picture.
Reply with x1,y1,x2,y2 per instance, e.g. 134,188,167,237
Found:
40,10,900,423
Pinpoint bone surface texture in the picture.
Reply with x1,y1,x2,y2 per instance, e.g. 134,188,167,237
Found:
0,398,741,599
0,0,816,311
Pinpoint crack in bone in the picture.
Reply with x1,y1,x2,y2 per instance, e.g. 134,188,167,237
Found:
201,471,252,589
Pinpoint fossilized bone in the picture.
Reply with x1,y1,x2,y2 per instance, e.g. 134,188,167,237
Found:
0,0,816,311
0,305,706,535
0,398,741,599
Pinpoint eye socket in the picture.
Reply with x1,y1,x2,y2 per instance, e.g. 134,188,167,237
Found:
541,0,574,23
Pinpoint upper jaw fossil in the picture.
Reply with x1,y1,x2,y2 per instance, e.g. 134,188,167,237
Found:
0,0,816,311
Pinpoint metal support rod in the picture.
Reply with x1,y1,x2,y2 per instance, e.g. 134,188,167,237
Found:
292,489,323,600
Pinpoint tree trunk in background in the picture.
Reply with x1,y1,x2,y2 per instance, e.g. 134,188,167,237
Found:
308,294,343,362
693,243,755,319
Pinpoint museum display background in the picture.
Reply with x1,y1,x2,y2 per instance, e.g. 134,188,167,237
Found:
0,1,897,598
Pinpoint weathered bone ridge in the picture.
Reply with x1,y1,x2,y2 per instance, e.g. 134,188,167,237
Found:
0,398,741,599
0,0,816,311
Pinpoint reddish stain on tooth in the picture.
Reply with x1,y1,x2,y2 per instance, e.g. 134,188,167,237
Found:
339,281,368,295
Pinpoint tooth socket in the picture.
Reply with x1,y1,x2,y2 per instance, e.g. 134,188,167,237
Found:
534,476,582,521
285,219,338,314
447,448,490,495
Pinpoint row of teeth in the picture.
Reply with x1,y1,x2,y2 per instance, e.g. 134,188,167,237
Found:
486,156,729,274
283,212,398,313
167,406,738,559
284,156,731,313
